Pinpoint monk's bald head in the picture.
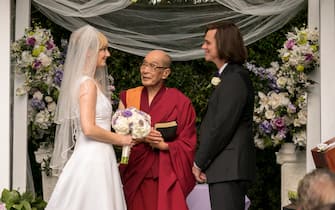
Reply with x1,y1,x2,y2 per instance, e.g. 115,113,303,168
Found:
145,50,171,68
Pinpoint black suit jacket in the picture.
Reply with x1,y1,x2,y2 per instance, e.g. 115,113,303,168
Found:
195,63,256,183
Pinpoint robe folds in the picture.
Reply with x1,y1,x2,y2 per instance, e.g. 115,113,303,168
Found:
119,85,197,210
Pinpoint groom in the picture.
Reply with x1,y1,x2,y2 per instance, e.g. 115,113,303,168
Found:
192,21,256,210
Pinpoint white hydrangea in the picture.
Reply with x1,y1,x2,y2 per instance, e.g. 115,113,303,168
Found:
292,130,306,147
35,109,51,130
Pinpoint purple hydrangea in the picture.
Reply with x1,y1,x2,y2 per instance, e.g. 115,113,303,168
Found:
277,128,287,139
54,69,63,87
287,103,297,113
246,63,267,79
246,62,279,91
259,120,273,134
31,98,46,110
269,77,279,90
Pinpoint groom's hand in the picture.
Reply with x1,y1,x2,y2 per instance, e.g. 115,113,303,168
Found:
192,164,207,183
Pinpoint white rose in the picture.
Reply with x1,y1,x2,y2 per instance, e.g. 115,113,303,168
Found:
278,92,290,106
294,110,307,126
316,143,328,152
267,62,280,75
16,87,27,96
33,91,43,100
38,53,52,67
21,51,34,67
35,110,50,129
265,110,275,119
307,29,319,42
254,107,262,114
112,117,130,135
45,96,53,103
253,115,262,123
271,134,284,145
131,120,151,138
254,138,265,150
276,77,287,88
47,101,57,113
258,92,269,111
211,77,221,86
293,131,306,147
268,92,281,109
34,29,46,43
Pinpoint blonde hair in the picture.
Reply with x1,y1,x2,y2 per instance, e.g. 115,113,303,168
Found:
98,31,108,48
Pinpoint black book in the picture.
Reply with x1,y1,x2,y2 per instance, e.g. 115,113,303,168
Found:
154,121,178,142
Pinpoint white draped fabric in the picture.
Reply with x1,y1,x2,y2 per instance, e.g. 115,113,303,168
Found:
33,0,306,61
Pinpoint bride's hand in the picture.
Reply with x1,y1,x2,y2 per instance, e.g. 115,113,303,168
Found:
119,134,133,146
133,138,146,144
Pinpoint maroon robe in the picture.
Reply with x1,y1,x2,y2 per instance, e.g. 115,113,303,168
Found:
119,86,197,210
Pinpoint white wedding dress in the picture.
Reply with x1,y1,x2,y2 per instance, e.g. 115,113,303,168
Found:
46,77,127,210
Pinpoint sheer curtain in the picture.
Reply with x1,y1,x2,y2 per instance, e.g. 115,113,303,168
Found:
33,0,307,61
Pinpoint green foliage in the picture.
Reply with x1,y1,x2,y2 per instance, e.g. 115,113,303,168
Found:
41,156,53,177
1,189,46,210
247,148,281,210
168,60,215,124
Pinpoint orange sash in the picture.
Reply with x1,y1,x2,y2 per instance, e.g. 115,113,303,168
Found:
126,86,143,109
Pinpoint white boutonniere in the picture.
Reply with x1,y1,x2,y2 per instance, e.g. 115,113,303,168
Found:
211,76,221,86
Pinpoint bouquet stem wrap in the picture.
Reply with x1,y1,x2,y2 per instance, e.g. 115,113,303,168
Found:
120,145,130,164
112,107,151,164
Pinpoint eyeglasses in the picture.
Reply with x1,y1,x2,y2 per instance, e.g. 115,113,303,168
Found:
140,61,169,71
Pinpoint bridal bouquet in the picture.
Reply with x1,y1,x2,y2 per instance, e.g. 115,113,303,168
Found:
112,107,151,164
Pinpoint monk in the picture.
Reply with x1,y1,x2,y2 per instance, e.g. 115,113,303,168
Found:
118,50,197,210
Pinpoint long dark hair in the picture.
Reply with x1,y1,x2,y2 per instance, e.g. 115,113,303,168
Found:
205,21,247,64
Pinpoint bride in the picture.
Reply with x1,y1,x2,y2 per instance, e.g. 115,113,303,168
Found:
45,25,132,210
